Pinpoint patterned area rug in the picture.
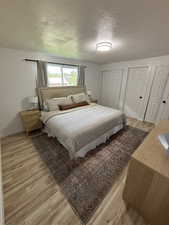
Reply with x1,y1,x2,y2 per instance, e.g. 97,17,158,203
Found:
32,126,147,224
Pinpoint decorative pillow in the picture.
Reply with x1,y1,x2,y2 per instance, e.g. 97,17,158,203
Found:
71,92,90,103
47,96,73,111
59,101,89,110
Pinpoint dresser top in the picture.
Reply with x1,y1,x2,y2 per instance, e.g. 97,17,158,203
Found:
133,120,169,179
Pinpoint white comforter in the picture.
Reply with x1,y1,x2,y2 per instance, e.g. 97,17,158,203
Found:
41,104,126,157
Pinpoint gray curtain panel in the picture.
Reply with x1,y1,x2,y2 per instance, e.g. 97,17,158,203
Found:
36,61,48,109
36,60,48,88
78,65,86,86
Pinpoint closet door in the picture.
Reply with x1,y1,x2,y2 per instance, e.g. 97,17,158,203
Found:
124,66,150,120
101,70,123,109
145,66,169,123
156,75,169,123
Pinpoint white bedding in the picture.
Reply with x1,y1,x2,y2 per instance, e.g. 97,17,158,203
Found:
41,103,126,158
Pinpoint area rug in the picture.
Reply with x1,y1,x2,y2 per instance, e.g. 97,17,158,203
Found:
32,126,147,224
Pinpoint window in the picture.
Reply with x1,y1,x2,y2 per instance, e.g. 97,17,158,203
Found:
47,63,79,87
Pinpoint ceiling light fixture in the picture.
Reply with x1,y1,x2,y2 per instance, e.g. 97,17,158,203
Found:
96,42,112,52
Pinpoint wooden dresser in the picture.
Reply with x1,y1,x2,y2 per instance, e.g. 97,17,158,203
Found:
123,120,169,225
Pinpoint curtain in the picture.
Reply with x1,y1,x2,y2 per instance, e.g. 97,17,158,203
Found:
36,61,48,109
78,65,86,86
36,60,48,88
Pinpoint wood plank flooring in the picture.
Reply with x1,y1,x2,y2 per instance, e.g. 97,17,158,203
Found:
1,118,154,225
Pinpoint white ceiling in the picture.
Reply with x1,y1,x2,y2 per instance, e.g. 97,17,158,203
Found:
1,0,169,64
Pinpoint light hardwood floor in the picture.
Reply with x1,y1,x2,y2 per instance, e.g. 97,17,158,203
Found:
1,118,154,225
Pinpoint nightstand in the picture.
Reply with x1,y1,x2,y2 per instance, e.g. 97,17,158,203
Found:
20,109,42,135
91,99,98,103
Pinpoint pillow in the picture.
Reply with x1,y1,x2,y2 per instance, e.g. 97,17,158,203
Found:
47,96,73,111
59,101,89,110
71,92,90,103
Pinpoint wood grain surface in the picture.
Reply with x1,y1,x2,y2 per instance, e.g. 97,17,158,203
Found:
1,118,154,225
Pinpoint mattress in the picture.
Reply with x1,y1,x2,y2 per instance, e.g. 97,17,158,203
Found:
41,103,126,158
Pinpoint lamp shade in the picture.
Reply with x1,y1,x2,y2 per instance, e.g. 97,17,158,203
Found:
28,96,38,104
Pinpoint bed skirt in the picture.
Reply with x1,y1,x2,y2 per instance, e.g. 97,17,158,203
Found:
45,124,124,159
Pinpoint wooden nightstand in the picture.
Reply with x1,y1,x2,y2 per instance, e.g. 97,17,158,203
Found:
91,99,98,103
20,109,42,135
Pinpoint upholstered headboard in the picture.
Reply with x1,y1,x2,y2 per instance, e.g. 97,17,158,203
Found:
38,86,86,109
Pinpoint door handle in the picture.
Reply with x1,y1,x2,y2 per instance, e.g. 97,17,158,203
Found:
162,100,166,104
139,96,143,99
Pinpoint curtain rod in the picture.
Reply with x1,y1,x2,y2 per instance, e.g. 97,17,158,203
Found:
24,59,86,68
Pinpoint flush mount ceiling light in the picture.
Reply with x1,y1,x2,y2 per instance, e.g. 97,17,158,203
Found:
96,42,112,52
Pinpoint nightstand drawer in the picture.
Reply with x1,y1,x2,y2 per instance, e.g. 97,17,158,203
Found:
25,120,42,131
22,112,41,119
22,114,41,124
91,99,98,103
24,117,42,127
20,109,42,135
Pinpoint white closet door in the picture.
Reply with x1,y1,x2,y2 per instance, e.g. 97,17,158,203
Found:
145,66,169,123
156,75,169,123
101,70,123,109
124,66,150,120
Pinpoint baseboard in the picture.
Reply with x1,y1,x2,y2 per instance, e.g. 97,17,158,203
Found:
1,131,25,139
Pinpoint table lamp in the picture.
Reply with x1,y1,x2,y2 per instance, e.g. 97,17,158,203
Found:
28,96,38,109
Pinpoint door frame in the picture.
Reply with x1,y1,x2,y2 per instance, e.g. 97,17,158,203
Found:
155,66,169,123
144,65,169,123
123,65,153,121
101,69,124,109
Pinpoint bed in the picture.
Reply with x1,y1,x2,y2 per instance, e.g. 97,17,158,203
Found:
39,86,126,159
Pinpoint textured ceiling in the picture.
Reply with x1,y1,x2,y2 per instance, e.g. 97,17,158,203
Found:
0,0,169,64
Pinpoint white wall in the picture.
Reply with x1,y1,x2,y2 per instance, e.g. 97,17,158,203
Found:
100,55,169,118
0,48,101,137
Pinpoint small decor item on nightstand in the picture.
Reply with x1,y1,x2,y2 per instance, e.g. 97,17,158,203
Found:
158,133,169,156
28,96,38,109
